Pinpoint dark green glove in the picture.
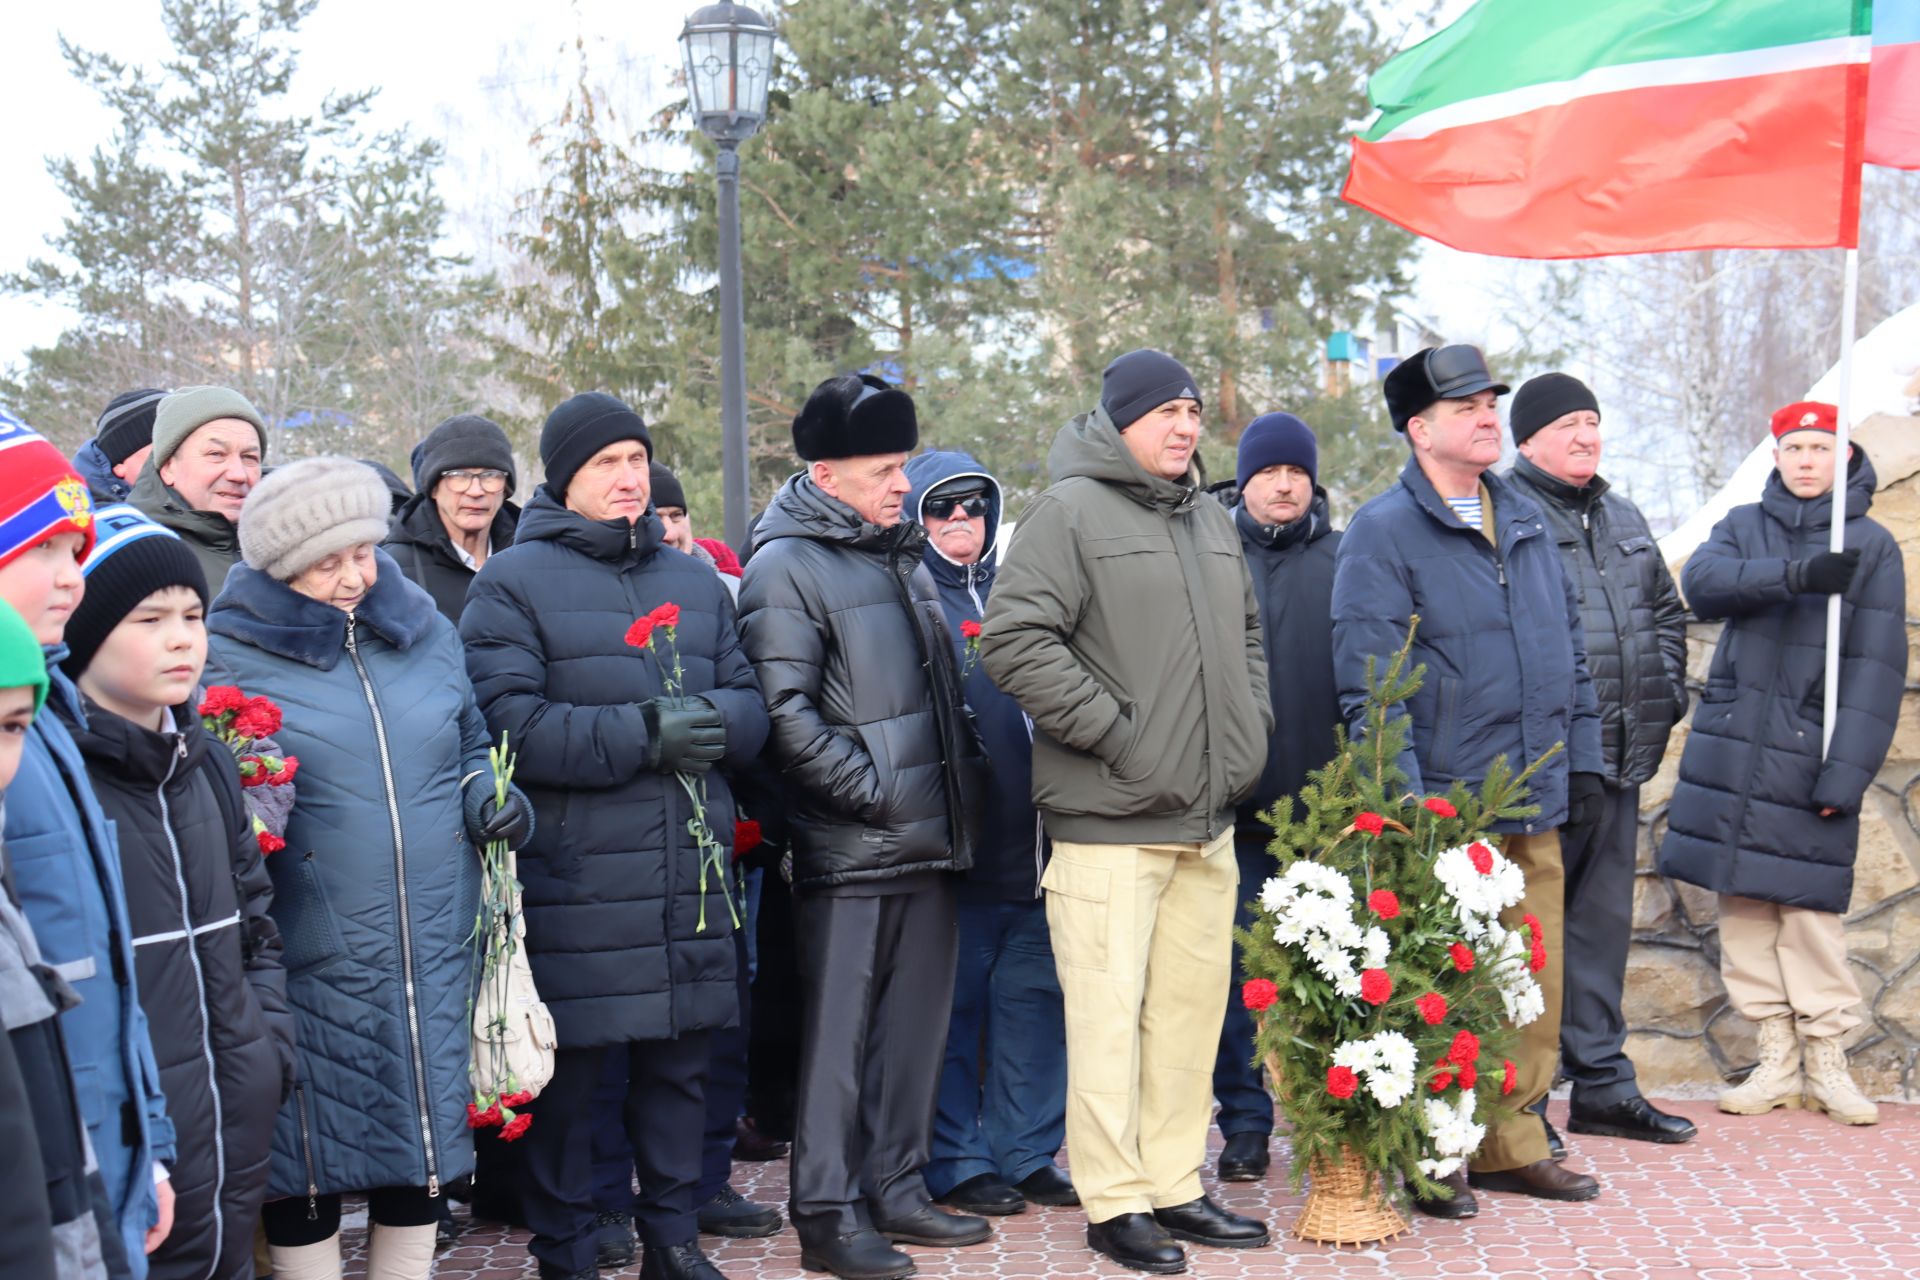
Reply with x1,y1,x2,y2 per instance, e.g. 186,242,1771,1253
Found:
642,695,726,774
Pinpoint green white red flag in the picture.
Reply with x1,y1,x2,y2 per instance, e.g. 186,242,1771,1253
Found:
1343,0,1871,259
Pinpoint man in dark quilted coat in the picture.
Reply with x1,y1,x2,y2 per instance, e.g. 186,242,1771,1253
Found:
738,374,989,1280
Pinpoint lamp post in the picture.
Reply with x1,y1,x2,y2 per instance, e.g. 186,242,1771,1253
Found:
680,2,776,551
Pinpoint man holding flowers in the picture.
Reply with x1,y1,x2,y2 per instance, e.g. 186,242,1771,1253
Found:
1331,345,1605,1213
462,392,770,1280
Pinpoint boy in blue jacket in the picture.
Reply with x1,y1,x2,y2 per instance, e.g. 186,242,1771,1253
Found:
0,412,175,1276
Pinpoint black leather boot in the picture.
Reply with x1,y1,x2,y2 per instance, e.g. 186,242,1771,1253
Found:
1216,1132,1270,1182
1411,1167,1478,1219
1151,1196,1269,1247
799,1228,917,1280
875,1204,992,1247
1013,1165,1080,1207
1567,1094,1698,1144
697,1185,783,1238
1086,1212,1186,1274
940,1173,1026,1216
639,1241,725,1280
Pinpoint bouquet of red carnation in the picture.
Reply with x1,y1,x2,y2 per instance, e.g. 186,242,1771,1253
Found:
627,602,740,932
200,685,298,857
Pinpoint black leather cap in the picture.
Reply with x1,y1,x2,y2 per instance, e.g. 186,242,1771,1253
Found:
1384,345,1510,432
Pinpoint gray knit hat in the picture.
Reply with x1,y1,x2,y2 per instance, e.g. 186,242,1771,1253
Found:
239,456,392,581
152,386,268,469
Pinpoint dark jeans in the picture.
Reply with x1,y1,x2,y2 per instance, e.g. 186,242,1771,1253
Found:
1211,841,1277,1138
1558,781,1642,1106
521,1034,711,1274
790,879,957,1243
924,893,1067,1196
594,920,755,1210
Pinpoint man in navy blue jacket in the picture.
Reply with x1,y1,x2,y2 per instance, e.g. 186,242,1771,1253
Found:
904,451,1074,1221
1331,346,1604,1216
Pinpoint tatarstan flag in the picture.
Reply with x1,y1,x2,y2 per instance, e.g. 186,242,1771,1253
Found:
1343,0,1871,259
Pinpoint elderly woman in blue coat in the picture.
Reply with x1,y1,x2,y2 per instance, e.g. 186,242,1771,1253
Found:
206,458,532,1280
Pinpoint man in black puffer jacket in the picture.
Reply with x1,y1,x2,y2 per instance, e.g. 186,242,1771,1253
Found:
738,375,989,1280
57,505,295,1280
385,414,522,623
1659,401,1907,1127
463,394,771,1280
1503,374,1695,1149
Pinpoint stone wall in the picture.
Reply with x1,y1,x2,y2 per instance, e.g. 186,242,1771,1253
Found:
1627,414,1920,1097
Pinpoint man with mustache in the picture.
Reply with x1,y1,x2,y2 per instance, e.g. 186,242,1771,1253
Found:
1504,374,1695,1149
1331,345,1605,1216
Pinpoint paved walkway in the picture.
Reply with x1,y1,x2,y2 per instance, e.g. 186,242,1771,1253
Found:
351,1100,1920,1279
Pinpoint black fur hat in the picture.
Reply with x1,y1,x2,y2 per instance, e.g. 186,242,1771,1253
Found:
792,374,919,462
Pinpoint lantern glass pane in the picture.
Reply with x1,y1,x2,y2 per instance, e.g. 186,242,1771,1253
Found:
682,27,730,116
735,26,775,119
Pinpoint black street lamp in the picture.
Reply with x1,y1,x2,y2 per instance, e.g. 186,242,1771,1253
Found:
680,2,776,551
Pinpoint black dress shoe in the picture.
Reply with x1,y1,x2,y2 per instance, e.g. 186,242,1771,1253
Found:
698,1185,784,1237
734,1115,792,1161
639,1242,725,1280
1410,1167,1478,1219
1216,1132,1270,1182
594,1208,637,1269
800,1228,917,1280
1568,1094,1698,1144
1086,1213,1186,1275
1013,1165,1080,1207
940,1173,1026,1216
1469,1158,1601,1202
1151,1195,1270,1248
875,1204,992,1247
1544,1115,1568,1161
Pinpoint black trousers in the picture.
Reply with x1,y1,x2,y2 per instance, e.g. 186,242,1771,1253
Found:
1558,781,1642,1105
521,1033,711,1274
790,878,957,1243
747,872,801,1140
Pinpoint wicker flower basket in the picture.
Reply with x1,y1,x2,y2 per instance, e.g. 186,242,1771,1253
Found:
1293,1144,1409,1247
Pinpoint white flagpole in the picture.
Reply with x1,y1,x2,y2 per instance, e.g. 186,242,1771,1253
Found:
1822,246,1860,759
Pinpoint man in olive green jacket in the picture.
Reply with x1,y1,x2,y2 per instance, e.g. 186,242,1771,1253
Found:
981,349,1272,1276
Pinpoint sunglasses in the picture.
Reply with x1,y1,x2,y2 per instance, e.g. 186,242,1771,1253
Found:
925,493,989,520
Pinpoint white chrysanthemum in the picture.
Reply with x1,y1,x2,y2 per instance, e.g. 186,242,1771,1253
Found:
1433,840,1526,933
1416,1156,1462,1180
1372,1030,1418,1076
1503,982,1545,1027
1331,1031,1417,1109
1360,926,1390,970
1331,1040,1377,1073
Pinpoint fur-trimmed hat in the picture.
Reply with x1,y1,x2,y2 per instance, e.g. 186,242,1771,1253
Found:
792,374,918,462
238,456,393,581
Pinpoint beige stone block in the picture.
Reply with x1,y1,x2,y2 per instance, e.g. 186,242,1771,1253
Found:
1632,874,1673,932
1622,945,1721,1028
1848,795,1920,912
1625,1030,1724,1091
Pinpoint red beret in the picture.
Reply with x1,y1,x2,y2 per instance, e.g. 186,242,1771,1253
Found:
1771,401,1837,439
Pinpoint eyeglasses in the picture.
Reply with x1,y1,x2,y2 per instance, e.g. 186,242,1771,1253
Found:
924,493,989,520
442,469,509,493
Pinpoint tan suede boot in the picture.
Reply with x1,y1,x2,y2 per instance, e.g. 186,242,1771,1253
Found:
1718,1014,1803,1114
1803,1034,1879,1125
268,1235,342,1280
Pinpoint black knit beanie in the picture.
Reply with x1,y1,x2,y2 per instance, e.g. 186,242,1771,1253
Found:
1509,373,1601,445
540,393,652,500
412,413,517,497
94,389,168,466
1101,350,1202,431
61,503,210,679
649,463,688,512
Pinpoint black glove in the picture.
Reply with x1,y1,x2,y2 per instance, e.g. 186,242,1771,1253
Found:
1565,772,1606,832
1788,548,1860,595
642,695,726,774
465,780,535,848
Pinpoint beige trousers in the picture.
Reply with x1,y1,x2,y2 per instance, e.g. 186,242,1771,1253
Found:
1717,894,1863,1039
1471,829,1564,1173
1043,829,1237,1223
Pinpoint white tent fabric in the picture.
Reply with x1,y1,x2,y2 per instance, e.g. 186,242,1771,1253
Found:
1659,300,1920,567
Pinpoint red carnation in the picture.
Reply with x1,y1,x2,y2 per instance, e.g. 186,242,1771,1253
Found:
1360,968,1392,1005
1448,943,1475,973
256,831,286,856
648,602,681,630
1468,842,1494,874
734,820,764,860
1414,992,1447,1025
1424,797,1458,818
1353,812,1385,836
1430,1071,1455,1092
1529,940,1548,973
1326,1065,1359,1099
238,757,268,788
499,1090,534,1108
466,1102,501,1129
1501,1060,1517,1095
199,685,246,716
624,618,655,649
1523,913,1543,944
269,755,300,786
232,696,283,741
960,619,983,639
1366,889,1400,919
1447,1030,1481,1066
499,1112,533,1142
1241,978,1279,1012
1458,1063,1478,1090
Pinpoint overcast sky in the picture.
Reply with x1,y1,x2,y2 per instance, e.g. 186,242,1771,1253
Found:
0,1,1503,378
